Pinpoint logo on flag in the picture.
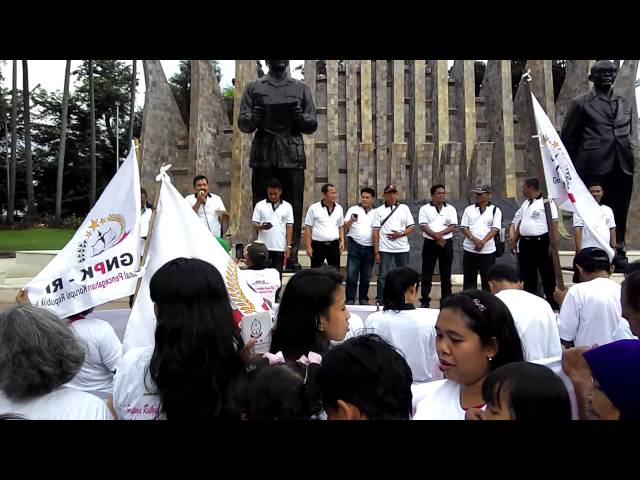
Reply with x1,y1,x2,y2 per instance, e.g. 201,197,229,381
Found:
77,214,132,261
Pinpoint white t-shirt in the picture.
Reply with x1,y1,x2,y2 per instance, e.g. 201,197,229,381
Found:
573,204,615,250
365,308,441,383
418,203,458,240
558,277,622,347
513,197,558,236
252,199,294,252
345,205,375,247
460,204,501,254
185,193,226,237
112,346,163,420
612,318,638,340
495,289,562,361
372,203,415,253
66,317,123,398
304,201,344,242
139,205,152,253
533,356,579,420
412,380,471,420
0,387,113,420
238,268,281,306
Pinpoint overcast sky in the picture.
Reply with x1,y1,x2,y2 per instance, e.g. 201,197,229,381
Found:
2,60,638,110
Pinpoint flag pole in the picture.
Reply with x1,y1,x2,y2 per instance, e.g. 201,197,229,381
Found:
521,73,565,289
132,142,164,304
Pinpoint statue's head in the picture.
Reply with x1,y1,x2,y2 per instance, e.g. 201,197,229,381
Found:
589,60,618,91
266,60,289,76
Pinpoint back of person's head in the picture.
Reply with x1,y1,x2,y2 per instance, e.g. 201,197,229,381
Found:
440,290,524,370
225,359,322,420
487,264,520,284
482,362,571,420
246,242,269,270
316,334,413,420
271,265,343,359
573,247,611,283
149,257,244,420
583,339,640,421
0,305,84,401
383,267,420,311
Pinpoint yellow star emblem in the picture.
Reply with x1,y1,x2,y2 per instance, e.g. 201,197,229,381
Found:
90,219,99,230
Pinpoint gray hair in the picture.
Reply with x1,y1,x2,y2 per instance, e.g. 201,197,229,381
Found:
0,305,85,401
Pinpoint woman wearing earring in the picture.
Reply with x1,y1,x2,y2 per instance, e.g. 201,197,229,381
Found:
269,265,350,361
412,290,524,420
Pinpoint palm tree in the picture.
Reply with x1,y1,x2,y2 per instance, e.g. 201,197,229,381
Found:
55,60,71,224
127,60,136,152
22,60,36,217
89,59,97,206
7,60,17,224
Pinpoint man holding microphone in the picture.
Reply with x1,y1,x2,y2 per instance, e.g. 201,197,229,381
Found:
185,174,230,251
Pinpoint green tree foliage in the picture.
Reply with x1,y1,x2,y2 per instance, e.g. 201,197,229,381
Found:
169,60,222,128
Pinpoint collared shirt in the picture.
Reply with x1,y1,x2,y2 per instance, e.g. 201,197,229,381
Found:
418,202,458,240
344,204,375,247
252,199,294,252
305,201,344,242
185,193,226,237
460,203,501,254
558,277,622,347
495,289,562,361
512,196,558,237
573,204,615,250
372,202,415,253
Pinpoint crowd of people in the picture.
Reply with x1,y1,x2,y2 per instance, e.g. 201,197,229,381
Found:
1,174,639,421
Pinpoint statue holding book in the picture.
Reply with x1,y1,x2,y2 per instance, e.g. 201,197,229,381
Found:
238,60,318,270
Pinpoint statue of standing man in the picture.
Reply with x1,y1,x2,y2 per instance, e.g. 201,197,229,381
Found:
561,60,637,266
238,60,318,270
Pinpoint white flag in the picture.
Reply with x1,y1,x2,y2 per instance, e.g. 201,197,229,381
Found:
531,93,615,260
25,142,142,317
123,168,269,352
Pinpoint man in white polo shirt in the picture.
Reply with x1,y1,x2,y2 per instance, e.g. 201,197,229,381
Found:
510,177,559,310
372,184,416,305
554,247,622,348
573,181,616,253
418,183,458,308
487,263,562,361
460,183,501,291
344,187,376,305
185,174,229,247
252,178,294,276
304,183,345,269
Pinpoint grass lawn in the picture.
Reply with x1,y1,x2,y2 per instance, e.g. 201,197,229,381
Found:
0,228,76,252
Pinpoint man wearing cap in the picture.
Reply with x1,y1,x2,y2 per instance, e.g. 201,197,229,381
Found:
510,178,559,310
554,247,622,349
238,242,281,307
460,184,501,291
372,184,416,305
418,184,458,308
304,183,345,269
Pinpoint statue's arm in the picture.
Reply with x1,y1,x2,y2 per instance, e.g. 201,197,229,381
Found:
238,83,257,133
297,84,318,135
560,99,583,161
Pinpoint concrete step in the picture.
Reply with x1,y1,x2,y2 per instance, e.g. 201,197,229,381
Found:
15,250,59,268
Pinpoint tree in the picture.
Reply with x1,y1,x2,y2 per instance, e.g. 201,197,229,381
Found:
89,60,97,206
22,60,36,217
7,60,17,223
168,60,191,126
55,60,71,224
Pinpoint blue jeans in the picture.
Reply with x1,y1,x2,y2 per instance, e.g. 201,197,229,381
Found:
346,238,375,304
376,251,410,303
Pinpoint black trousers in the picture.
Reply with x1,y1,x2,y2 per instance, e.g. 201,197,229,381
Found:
518,233,559,310
311,240,340,269
421,238,453,307
463,251,495,291
252,167,304,265
582,160,633,249
269,250,285,275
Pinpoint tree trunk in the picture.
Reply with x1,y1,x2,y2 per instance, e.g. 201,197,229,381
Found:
7,60,17,224
89,60,97,206
127,60,136,153
55,60,71,224
22,60,36,217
